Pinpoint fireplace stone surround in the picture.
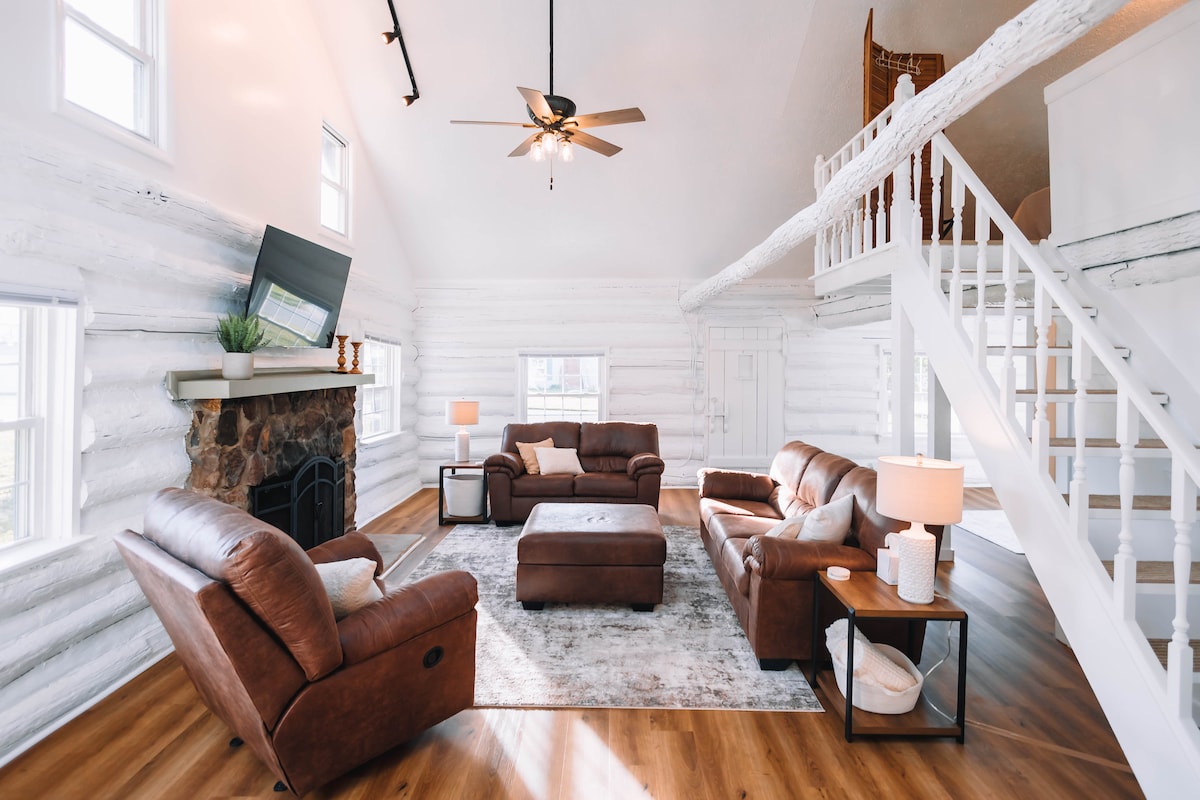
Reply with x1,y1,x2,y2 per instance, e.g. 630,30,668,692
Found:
183,387,358,533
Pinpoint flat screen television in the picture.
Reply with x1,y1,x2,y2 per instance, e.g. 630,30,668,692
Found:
245,225,352,348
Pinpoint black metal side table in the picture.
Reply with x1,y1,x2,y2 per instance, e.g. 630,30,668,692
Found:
438,462,489,526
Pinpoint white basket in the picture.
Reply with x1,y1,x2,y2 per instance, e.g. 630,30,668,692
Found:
444,474,485,517
830,643,924,714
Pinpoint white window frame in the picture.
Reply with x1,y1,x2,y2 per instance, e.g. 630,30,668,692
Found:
358,336,402,445
320,123,351,237
58,0,162,148
518,350,608,424
0,290,83,571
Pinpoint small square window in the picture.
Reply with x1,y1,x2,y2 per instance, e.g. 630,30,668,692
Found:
359,337,401,442
519,352,606,423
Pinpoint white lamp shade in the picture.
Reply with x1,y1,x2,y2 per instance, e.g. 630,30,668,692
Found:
876,455,964,525
445,400,479,426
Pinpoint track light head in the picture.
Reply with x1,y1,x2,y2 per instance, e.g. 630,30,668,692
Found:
402,93,418,106
382,29,399,44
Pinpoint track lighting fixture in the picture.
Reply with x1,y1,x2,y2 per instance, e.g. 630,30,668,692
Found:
382,0,419,106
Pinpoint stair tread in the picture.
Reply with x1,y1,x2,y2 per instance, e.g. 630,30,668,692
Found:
1101,560,1200,584
1048,437,1167,449
1016,389,1168,402
988,345,1131,358
1076,494,1200,511
1147,639,1200,672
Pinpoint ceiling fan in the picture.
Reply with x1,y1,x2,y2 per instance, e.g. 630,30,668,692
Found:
450,0,645,161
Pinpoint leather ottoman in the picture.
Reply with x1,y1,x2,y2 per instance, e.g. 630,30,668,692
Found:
516,503,666,611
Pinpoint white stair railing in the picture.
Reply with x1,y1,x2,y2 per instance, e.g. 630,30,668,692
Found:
813,118,1200,794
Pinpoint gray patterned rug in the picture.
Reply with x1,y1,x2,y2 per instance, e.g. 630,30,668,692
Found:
405,523,821,712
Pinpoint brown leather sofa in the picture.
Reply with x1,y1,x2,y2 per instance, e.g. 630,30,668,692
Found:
115,488,478,796
484,421,665,525
699,441,943,669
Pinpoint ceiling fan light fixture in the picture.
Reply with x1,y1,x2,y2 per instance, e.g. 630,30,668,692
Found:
542,132,559,156
560,139,574,162
529,137,546,162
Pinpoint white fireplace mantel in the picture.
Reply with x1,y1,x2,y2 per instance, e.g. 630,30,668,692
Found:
165,367,374,401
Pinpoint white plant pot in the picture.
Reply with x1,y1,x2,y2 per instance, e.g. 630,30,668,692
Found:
221,352,255,380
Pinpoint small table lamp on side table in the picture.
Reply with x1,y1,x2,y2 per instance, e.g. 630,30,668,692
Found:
876,455,963,604
445,400,480,462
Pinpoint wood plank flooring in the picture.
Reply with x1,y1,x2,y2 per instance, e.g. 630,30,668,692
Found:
0,489,1144,799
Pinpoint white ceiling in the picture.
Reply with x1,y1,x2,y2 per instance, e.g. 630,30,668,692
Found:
308,0,1183,286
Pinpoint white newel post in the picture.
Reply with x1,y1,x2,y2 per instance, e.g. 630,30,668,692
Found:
1169,458,1196,718
813,154,827,274
889,76,915,248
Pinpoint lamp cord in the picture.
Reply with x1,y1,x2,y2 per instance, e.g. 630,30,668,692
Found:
919,620,956,724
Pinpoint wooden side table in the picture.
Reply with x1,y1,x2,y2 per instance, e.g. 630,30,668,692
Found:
438,462,489,526
810,569,968,742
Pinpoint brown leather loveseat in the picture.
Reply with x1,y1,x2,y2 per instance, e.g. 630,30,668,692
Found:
116,488,478,796
699,441,943,669
484,421,665,525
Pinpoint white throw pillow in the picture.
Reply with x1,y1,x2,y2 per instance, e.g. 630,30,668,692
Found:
314,557,383,619
534,446,585,476
765,514,808,539
797,493,855,544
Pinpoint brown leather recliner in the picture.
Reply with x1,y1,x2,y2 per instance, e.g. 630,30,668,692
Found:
115,488,478,797
484,421,665,525
698,442,944,669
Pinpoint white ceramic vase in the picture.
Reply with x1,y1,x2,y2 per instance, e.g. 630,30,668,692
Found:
221,352,254,380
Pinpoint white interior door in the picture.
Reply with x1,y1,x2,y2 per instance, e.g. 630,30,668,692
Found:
706,325,785,470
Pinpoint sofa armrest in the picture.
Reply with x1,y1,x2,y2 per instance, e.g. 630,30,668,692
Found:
697,468,776,501
307,531,384,577
743,536,877,581
337,570,478,666
484,452,524,479
627,452,665,479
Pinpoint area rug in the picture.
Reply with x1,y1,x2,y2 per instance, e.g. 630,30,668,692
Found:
957,510,1024,554
364,533,421,576
404,524,822,712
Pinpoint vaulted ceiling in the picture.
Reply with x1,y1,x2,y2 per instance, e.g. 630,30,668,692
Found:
308,0,1181,286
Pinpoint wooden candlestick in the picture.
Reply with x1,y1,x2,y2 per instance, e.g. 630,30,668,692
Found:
335,335,348,373
350,341,363,374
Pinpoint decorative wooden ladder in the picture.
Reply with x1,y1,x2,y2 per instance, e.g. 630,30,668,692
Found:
812,87,1200,794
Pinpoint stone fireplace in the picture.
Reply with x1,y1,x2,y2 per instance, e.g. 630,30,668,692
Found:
183,387,358,533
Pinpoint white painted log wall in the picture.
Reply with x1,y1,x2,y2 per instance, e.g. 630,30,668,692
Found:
0,128,420,764
413,280,893,485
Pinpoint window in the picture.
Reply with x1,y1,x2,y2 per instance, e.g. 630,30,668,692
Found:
359,337,402,442
519,352,606,423
0,294,80,552
61,0,160,142
320,124,350,235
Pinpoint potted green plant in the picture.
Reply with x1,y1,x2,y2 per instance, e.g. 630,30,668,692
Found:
217,312,265,379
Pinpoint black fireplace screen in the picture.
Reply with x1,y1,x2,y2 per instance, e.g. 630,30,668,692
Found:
250,456,345,549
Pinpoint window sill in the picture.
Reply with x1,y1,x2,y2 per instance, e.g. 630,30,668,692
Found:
56,101,173,166
0,535,95,579
360,431,403,449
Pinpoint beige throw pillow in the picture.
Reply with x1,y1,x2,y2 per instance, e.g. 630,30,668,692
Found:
765,514,808,539
314,557,383,619
535,446,585,476
515,438,554,475
797,494,855,544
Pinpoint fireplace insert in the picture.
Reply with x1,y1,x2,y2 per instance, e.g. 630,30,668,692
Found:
251,456,345,549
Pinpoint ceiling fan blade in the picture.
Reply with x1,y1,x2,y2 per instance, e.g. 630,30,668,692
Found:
508,132,542,158
565,107,646,129
517,86,555,122
451,120,540,127
567,130,623,158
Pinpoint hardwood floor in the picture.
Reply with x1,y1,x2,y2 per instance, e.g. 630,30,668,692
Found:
0,489,1143,799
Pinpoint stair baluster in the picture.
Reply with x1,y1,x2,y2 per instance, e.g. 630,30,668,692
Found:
1170,460,1196,717
1070,337,1093,541
1114,391,1139,620
974,203,990,369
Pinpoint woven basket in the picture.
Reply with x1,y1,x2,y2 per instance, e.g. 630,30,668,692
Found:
831,643,924,714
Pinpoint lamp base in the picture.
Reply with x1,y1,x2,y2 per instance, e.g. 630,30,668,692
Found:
454,429,470,463
894,524,937,604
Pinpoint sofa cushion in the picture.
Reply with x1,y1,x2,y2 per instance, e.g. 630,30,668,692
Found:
511,474,576,497
580,455,630,473
720,538,752,597
574,471,639,498
536,447,584,475
765,514,808,539
700,497,781,529
502,422,581,453
579,421,659,458
786,452,857,517
516,437,554,475
768,442,824,516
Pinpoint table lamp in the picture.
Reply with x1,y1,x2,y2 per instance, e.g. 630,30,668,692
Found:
445,400,479,462
876,455,963,603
